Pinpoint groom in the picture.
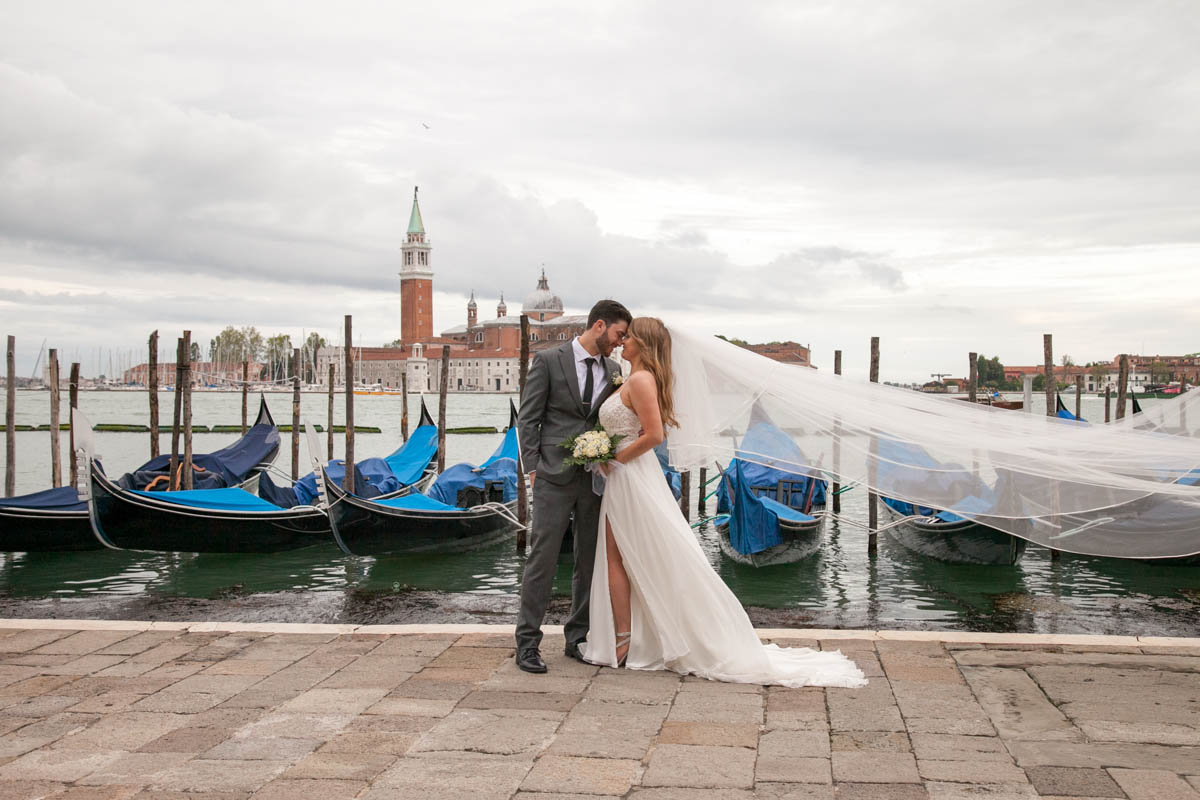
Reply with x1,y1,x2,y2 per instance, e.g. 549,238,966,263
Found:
514,299,631,673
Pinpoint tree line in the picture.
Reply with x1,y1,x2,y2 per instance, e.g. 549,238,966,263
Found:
206,326,327,383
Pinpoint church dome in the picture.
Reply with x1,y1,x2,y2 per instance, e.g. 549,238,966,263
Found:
522,270,563,313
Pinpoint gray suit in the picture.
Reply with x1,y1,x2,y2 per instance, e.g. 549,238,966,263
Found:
515,341,620,653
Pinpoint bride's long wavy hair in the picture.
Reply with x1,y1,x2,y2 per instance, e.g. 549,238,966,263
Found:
627,317,679,429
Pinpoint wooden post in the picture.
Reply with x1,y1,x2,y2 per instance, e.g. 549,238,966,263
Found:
968,351,978,403
48,349,61,487
327,363,335,460
168,337,183,491
182,331,193,490
437,347,449,473
1116,354,1129,420
833,349,842,515
697,466,707,517
868,337,879,554
148,331,160,459
344,316,355,493
1043,334,1054,417
400,372,409,443
291,347,301,480
1075,374,1083,420
4,336,13,497
680,470,691,521
241,360,249,434
516,313,531,549
1105,385,1112,423
69,362,79,488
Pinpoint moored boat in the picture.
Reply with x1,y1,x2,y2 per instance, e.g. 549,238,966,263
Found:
321,402,521,555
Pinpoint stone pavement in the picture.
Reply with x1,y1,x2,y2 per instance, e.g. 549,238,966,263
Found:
0,621,1197,799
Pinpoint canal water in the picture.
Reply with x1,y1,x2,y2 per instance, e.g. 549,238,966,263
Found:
2,390,1198,636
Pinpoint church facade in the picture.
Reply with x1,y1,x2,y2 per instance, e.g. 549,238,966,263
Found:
318,189,587,393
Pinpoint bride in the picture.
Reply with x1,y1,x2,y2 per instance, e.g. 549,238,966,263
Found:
577,317,867,688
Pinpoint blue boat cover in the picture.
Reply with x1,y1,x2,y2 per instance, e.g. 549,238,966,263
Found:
1055,394,1086,423
384,423,439,485
877,438,998,523
0,486,86,512
118,408,281,491
131,487,284,512
426,426,519,507
372,493,459,512
654,441,683,500
717,422,827,514
727,458,784,555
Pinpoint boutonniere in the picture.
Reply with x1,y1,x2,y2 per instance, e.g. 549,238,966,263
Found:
612,374,625,387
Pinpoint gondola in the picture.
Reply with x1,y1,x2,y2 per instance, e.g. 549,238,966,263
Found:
0,397,280,552
712,419,827,567
256,399,439,507
79,409,328,554
877,438,1027,566
322,402,522,555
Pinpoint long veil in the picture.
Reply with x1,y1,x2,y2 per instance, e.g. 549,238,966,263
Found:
666,327,1200,559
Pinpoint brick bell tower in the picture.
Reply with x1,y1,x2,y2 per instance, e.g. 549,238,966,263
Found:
399,187,433,343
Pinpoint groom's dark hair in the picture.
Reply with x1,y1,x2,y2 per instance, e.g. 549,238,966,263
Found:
588,299,632,328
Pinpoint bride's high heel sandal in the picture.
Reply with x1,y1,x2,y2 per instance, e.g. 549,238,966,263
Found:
615,632,631,668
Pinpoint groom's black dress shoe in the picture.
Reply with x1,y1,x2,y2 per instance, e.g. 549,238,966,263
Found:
564,641,586,663
516,648,548,674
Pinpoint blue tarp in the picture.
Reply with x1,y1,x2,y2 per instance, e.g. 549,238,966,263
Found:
717,422,827,514
118,404,280,491
0,486,85,512
373,493,459,512
131,487,284,513
654,441,683,500
1056,394,1086,423
426,426,519,507
877,438,998,524
728,458,784,555
289,422,439,505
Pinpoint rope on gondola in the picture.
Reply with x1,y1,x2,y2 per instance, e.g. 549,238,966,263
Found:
811,510,940,533
472,501,529,531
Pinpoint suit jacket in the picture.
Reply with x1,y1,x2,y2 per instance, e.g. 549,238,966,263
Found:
517,341,621,486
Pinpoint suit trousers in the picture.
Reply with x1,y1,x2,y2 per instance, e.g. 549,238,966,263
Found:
514,468,601,652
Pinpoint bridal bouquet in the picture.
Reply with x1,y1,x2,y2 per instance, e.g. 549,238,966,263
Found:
561,426,624,467
561,426,625,494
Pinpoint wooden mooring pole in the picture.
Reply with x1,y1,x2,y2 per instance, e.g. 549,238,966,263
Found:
182,331,194,490
833,349,842,515
868,337,879,554
697,466,707,517
344,315,355,493
291,347,301,481
1116,354,1129,420
680,470,691,521
148,331,160,459
327,363,335,460
168,337,183,491
400,373,409,443
5,335,14,497
241,360,249,435
437,347,449,474
968,351,978,403
48,349,61,488
68,362,79,489
1043,334,1054,417
1105,386,1112,423
1075,374,1084,420
516,314,531,549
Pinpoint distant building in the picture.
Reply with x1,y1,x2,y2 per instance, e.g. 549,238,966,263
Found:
732,341,813,368
122,362,264,387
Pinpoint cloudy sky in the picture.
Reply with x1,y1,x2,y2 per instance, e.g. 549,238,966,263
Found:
2,1,1198,381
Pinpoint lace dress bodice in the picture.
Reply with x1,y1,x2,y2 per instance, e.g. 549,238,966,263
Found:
599,392,641,452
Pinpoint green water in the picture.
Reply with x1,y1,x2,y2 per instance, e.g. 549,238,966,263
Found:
1,390,1198,635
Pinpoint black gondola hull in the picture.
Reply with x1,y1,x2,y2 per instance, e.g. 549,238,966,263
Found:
89,467,329,553
714,511,824,567
0,509,98,552
325,479,516,556
881,502,1027,566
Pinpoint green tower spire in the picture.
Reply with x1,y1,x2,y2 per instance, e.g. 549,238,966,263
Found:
407,186,425,235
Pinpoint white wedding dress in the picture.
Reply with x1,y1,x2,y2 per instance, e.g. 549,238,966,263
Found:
578,392,868,688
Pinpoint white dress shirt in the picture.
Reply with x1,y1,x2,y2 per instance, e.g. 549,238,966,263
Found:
571,337,605,405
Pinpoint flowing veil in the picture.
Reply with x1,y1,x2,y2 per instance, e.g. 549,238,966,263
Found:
666,327,1200,559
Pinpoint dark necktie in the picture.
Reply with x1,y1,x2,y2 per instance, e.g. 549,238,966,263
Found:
582,357,596,409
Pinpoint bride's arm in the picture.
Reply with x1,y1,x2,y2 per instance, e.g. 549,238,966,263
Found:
614,371,664,465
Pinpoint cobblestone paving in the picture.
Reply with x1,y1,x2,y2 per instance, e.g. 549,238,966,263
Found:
0,624,1197,799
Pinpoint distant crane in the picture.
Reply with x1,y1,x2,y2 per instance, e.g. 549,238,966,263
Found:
930,372,952,381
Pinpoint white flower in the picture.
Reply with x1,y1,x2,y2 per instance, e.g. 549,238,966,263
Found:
612,374,625,387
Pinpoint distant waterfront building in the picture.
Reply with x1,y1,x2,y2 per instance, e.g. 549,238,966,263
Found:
122,362,264,387
734,341,813,368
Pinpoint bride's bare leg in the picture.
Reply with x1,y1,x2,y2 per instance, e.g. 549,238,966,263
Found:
605,517,631,663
